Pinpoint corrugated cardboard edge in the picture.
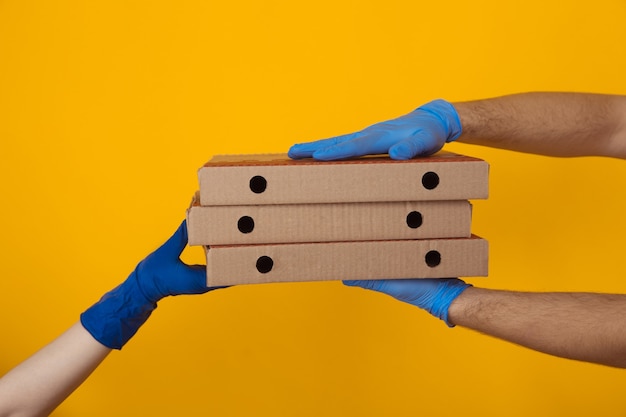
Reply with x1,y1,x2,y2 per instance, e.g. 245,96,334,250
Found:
202,150,484,167
204,235,488,286
197,152,489,205
187,198,473,245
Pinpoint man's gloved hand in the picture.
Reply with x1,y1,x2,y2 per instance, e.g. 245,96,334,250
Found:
288,99,462,161
344,278,471,326
81,220,218,349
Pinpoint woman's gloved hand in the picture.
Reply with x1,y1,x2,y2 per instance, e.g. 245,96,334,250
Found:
81,220,218,349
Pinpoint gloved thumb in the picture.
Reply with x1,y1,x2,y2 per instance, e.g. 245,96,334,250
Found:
153,220,189,259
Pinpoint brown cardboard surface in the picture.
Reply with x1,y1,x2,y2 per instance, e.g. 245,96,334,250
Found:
187,195,473,245
198,151,489,205
204,235,488,286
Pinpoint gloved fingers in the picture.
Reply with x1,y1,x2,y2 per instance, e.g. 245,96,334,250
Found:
310,131,393,161
170,262,212,295
344,279,426,299
343,278,448,304
288,132,358,159
343,279,383,290
388,131,443,160
153,220,189,260
186,264,231,291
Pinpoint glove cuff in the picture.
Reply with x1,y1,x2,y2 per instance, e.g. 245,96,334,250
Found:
80,270,157,350
421,99,463,143
427,279,472,327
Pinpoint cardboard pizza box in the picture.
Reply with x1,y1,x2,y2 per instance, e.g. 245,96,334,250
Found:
203,235,488,286
187,193,473,245
197,151,489,206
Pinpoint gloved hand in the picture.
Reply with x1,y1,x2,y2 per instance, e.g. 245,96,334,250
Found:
344,278,471,326
81,220,217,349
288,99,462,161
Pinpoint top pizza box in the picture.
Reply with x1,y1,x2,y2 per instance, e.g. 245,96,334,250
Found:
197,151,489,206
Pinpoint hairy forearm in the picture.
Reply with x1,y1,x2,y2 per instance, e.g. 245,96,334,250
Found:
454,92,626,158
0,322,111,417
449,287,626,368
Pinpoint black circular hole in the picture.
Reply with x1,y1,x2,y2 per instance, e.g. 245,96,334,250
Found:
237,216,255,234
249,175,267,194
256,256,274,273
406,211,423,229
425,250,441,267
421,171,440,190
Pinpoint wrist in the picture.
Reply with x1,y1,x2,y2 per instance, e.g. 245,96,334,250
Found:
451,101,481,145
420,99,463,143
80,270,157,350
447,286,483,327
427,279,472,327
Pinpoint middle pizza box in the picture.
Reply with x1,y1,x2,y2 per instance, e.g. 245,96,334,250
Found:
187,192,473,245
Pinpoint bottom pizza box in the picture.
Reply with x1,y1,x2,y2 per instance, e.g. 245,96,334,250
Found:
204,235,488,286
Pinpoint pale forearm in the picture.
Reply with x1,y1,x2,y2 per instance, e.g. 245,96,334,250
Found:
449,287,626,368
454,92,626,158
0,323,111,417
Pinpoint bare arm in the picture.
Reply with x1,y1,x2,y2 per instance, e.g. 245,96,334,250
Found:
455,92,626,158
448,287,626,368
292,93,626,367
0,323,111,417
289,92,626,161
449,94,626,365
0,221,216,416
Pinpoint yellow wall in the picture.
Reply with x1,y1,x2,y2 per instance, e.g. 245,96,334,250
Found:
1,1,626,415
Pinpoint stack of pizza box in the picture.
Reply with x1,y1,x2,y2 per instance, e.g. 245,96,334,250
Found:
187,152,489,286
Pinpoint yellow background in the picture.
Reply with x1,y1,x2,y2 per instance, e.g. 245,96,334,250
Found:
1,1,626,415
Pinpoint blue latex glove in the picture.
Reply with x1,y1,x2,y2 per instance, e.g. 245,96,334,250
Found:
288,99,462,160
344,278,471,326
81,220,217,349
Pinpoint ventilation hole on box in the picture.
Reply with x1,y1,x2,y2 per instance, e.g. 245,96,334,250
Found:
256,256,274,273
425,250,441,267
421,171,439,190
249,175,267,193
406,211,423,229
237,216,255,234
